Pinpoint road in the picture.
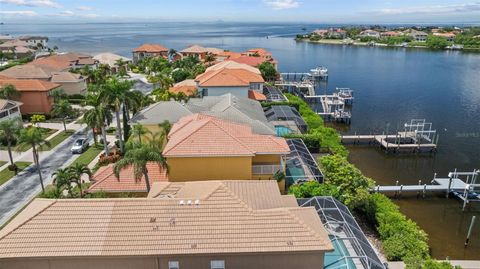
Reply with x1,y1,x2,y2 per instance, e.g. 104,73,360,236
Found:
0,127,90,226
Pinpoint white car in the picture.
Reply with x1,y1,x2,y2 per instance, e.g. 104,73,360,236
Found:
71,138,89,154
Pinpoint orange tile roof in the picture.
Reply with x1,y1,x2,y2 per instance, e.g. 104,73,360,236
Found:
0,180,332,258
88,162,168,193
163,114,289,157
228,56,265,67
133,43,168,53
216,51,242,59
0,78,60,92
196,68,264,87
168,79,197,96
29,53,93,71
248,90,267,101
246,48,272,57
0,65,51,80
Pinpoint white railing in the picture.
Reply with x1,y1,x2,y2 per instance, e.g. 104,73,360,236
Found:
252,164,283,175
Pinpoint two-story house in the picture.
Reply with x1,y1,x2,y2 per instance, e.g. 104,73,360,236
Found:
132,43,169,63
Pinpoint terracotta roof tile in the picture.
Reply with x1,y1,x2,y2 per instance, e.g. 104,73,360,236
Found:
248,90,267,101
0,78,60,92
88,163,168,193
0,65,50,80
196,68,264,87
0,180,332,258
163,114,289,157
168,79,197,96
133,43,168,53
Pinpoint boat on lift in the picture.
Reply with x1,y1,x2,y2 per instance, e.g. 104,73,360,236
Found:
309,66,328,77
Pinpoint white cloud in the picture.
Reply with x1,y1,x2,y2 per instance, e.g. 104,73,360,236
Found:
80,13,98,18
0,10,38,16
371,2,480,15
264,0,299,10
0,0,61,8
76,6,93,11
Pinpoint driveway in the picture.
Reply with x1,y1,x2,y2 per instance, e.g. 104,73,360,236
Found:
0,127,90,226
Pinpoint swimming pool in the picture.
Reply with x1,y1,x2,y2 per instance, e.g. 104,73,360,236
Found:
324,236,358,269
275,125,292,136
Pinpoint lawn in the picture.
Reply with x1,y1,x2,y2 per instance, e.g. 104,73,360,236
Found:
38,130,75,151
0,128,58,152
69,145,103,168
0,161,32,186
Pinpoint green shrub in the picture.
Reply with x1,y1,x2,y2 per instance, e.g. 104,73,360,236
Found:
289,181,340,199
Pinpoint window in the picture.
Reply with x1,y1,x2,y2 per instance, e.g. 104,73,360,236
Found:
210,260,225,269
168,261,179,269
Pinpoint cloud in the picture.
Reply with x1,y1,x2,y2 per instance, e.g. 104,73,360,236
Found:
370,2,480,15
0,0,61,8
0,10,38,16
264,0,299,10
48,10,98,19
80,13,98,18
76,6,93,11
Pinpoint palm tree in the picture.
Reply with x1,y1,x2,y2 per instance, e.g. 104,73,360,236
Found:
53,168,77,197
68,163,92,197
114,141,167,193
0,118,23,168
168,48,177,62
204,53,215,63
51,99,74,132
0,84,21,100
98,77,136,152
17,127,51,193
51,88,67,102
131,124,151,143
84,95,112,154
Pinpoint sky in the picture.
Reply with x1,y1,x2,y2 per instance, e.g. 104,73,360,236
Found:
1,0,480,24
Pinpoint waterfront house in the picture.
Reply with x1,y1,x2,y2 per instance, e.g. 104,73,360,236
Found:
328,28,347,39
129,93,276,135
18,36,48,48
29,52,97,72
381,31,402,37
243,48,278,68
132,43,169,63
214,50,243,62
0,35,14,43
0,180,332,269
0,77,59,114
168,79,198,96
228,55,266,67
433,32,456,42
360,30,381,39
313,29,329,37
0,99,22,122
163,114,290,191
88,162,168,196
0,64,87,95
408,30,428,42
93,52,132,73
195,61,264,97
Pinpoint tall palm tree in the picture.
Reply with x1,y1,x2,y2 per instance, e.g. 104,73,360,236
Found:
51,99,74,132
68,163,92,197
0,84,21,100
84,95,112,154
131,124,151,143
0,118,23,168
98,77,136,152
114,141,167,193
50,88,66,102
17,127,51,193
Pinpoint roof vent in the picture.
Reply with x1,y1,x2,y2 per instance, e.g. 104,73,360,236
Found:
187,200,192,205
179,200,185,205
194,199,200,206
153,225,159,231
191,243,197,249
169,217,176,226
287,240,294,246
149,217,157,223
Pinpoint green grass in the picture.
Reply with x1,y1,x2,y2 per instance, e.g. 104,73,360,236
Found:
2,128,58,152
38,129,75,151
0,161,6,167
0,161,32,186
68,145,103,168
106,127,116,135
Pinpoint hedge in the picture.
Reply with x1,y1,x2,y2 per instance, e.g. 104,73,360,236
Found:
285,92,432,264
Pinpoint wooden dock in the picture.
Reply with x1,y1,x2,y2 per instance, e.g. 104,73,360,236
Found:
341,132,437,152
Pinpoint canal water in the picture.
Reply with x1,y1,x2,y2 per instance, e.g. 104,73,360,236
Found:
2,22,479,259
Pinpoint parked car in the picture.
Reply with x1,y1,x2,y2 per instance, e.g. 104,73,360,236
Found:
71,138,89,154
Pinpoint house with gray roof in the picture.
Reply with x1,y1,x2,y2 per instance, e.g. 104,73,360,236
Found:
130,93,275,135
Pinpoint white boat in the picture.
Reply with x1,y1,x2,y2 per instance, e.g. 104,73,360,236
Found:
310,66,328,77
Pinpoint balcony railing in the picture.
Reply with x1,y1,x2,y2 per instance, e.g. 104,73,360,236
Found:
252,164,283,175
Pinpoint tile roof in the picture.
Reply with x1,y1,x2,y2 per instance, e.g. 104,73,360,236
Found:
88,162,168,193
0,40,29,49
196,68,264,87
228,56,265,67
205,61,261,74
130,93,275,135
93,52,132,67
168,79,197,96
163,114,289,157
246,48,272,57
50,72,84,83
133,43,168,53
0,65,51,80
0,180,332,258
216,51,243,59
248,90,267,101
29,53,93,72
180,44,208,54
0,78,60,92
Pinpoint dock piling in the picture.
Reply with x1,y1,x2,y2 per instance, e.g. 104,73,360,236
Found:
465,216,476,247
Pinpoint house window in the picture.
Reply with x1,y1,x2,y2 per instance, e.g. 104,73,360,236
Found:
168,261,179,269
210,260,225,269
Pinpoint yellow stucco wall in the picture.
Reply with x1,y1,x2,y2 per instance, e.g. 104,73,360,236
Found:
167,156,253,181
252,154,282,164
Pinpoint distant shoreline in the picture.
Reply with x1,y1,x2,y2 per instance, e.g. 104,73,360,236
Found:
295,38,480,52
